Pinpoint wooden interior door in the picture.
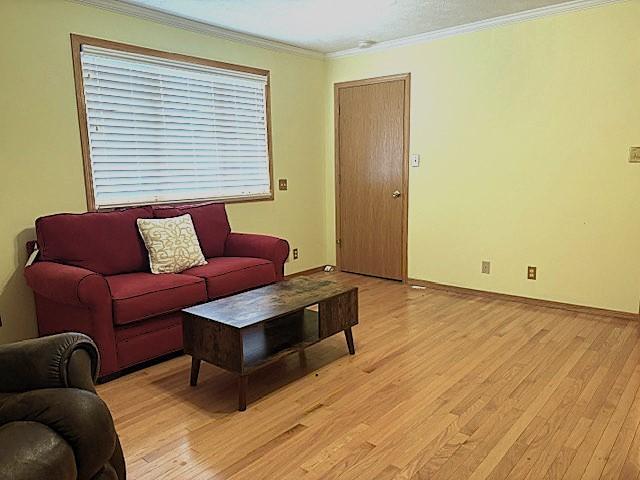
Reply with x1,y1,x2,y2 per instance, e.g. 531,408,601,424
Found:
336,76,409,281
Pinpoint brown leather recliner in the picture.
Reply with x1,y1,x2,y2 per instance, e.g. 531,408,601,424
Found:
0,333,126,480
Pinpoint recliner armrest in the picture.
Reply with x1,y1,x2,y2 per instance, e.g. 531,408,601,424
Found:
0,333,99,393
24,261,109,308
0,389,117,480
224,232,290,279
0,421,77,480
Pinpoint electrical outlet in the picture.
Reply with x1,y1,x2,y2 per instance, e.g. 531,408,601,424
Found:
292,248,299,260
527,266,537,280
481,261,491,274
278,178,288,190
630,147,640,163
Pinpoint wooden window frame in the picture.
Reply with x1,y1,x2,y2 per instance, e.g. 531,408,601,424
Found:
70,34,274,211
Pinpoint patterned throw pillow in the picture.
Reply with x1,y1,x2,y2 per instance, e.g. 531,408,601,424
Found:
137,214,207,274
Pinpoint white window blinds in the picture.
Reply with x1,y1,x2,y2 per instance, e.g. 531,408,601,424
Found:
79,45,271,209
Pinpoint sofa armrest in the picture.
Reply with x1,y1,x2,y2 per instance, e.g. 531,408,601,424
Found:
224,233,290,279
0,333,99,393
24,262,107,308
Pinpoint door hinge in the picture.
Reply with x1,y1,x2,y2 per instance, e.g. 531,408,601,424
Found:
336,239,342,247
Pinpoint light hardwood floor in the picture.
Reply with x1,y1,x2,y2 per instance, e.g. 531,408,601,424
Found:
97,272,640,479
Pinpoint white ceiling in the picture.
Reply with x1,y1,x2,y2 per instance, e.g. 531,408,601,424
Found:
113,0,589,53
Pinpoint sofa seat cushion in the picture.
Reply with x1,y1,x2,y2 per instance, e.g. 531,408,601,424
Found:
182,257,276,299
106,272,207,326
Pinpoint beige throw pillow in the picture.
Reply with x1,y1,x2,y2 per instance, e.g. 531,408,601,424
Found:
137,214,207,274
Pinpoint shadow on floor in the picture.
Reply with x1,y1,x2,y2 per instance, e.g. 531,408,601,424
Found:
148,337,350,414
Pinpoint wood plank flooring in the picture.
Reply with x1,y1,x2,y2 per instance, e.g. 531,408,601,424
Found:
97,272,640,479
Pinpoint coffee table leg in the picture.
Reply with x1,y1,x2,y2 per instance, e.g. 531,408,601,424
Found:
299,350,308,369
190,358,201,386
238,374,249,411
344,327,355,355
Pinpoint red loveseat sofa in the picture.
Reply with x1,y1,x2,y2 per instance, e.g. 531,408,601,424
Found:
24,203,289,379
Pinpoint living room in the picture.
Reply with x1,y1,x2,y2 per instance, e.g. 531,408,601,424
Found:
1,0,639,478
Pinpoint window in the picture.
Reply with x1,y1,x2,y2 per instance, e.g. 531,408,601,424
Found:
71,35,273,210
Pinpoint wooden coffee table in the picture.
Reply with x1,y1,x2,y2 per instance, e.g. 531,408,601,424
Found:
182,276,358,411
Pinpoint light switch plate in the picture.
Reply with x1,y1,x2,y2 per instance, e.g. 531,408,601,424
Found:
630,147,640,163
278,178,288,190
410,154,420,167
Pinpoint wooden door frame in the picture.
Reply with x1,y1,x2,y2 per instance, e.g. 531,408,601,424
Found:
334,73,411,282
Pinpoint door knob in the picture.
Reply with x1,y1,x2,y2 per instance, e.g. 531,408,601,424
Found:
392,190,401,198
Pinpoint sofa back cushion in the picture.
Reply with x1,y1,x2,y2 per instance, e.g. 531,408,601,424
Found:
36,207,153,275
153,203,230,258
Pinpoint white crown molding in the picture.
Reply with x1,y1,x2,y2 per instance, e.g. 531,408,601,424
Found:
69,0,324,59
326,0,624,58
70,0,624,60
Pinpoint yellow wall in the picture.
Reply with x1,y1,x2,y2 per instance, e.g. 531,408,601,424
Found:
1,0,639,345
325,1,640,314
0,0,327,343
